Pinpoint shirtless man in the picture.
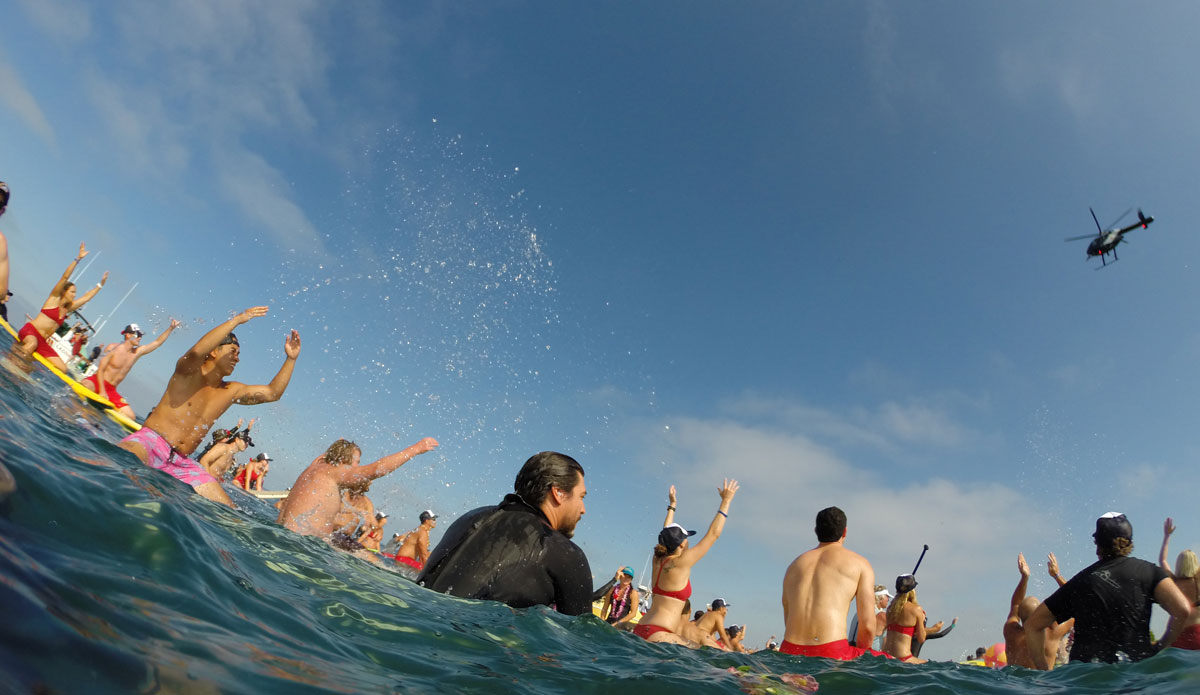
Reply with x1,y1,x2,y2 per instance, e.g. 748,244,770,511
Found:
394,510,438,572
695,598,735,650
276,437,439,541
117,306,299,507
360,512,388,552
83,320,180,418
1003,552,1073,669
781,506,887,660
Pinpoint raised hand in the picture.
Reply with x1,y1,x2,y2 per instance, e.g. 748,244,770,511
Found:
237,306,269,323
246,417,258,430
669,485,677,506
284,329,301,359
718,478,739,502
1165,517,1176,537
169,318,181,330
1047,552,1061,579
77,242,88,260
415,437,439,454
1017,553,1030,578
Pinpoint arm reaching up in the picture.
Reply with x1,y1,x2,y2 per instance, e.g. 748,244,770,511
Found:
339,437,439,487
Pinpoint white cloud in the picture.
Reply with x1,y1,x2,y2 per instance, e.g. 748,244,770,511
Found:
215,150,325,253
86,75,190,177
0,55,56,147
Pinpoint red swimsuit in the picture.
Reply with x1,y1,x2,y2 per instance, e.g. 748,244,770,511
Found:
632,562,693,640
18,306,67,360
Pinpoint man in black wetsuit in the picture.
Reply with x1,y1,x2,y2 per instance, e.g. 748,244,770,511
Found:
417,451,596,615
1025,512,1192,668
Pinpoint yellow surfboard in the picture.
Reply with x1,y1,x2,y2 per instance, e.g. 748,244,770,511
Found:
1,316,140,432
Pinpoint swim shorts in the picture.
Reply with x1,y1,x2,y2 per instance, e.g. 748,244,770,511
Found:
395,555,424,571
778,639,891,660
82,375,129,409
120,427,217,489
17,323,58,359
632,623,675,641
1173,624,1200,651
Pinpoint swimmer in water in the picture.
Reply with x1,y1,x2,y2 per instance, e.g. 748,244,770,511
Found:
883,576,942,663
1002,552,1072,669
16,243,109,371
196,419,255,478
694,598,735,650
418,452,594,615
83,320,180,419
780,506,889,661
394,510,438,572
633,480,739,645
1159,517,1200,646
276,437,438,541
117,306,300,507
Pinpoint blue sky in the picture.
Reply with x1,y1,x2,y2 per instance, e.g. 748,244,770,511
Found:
4,0,1200,659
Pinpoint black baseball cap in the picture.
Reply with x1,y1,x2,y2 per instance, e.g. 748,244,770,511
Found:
711,597,731,610
419,509,437,522
122,323,144,337
659,523,696,552
896,573,918,595
1094,512,1133,544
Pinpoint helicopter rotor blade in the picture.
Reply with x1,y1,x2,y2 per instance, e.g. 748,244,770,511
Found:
1104,207,1133,231
1065,234,1098,241
1091,207,1103,234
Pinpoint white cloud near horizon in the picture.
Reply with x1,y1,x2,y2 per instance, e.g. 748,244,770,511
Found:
0,55,56,147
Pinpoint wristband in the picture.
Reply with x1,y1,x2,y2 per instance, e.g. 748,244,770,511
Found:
717,510,728,518
667,505,676,511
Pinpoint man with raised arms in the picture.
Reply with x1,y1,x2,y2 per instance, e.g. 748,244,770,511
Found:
277,437,439,539
117,306,299,507
418,451,593,615
1003,552,1072,669
83,320,180,418
393,510,438,572
780,506,889,660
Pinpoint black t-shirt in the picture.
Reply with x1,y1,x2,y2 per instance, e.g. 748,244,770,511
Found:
417,494,593,615
1043,555,1168,663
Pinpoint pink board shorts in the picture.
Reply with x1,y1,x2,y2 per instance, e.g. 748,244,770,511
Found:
121,427,216,489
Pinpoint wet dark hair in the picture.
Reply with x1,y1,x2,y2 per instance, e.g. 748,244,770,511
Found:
815,506,847,543
513,451,584,508
694,610,705,621
1098,536,1134,560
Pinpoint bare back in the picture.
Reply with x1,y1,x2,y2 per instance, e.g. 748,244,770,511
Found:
782,543,875,646
396,526,430,561
276,459,345,536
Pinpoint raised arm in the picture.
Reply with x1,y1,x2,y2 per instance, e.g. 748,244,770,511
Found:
177,306,268,374
680,479,738,566
68,271,108,311
1047,552,1068,587
136,319,180,358
1160,518,1176,576
664,485,677,527
52,243,87,298
1008,553,1031,621
339,437,439,487
234,330,300,405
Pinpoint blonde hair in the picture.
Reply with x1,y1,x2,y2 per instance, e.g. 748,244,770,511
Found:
886,589,917,624
1177,549,1199,579
322,439,361,466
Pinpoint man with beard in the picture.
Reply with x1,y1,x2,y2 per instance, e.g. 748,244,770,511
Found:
418,451,593,615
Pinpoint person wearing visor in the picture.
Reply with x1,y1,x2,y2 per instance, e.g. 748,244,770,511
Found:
84,319,180,419
118,306,300,507
1024,512,1193,667
601,566,640,627
395,509,439,572
633,480,739,644
883,574,941,663
695,597,736,650
16,242,108,370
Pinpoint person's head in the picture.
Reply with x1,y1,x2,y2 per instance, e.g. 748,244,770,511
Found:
711,597,730,615
619,566,634,584
122,323,144,347
1176,549,1200,579
252,452,272,470
322,439,361,467
655,522,696,559
375,511,389,528
1,291,10,304
1016,596,1041,625
693,610,705,621
874,585,893,610
514,451,586,537
62,282,77,304
233,437,248,452
727,624,742,639
419,509,438,528
887,586,917,622
1093,512,1134,560
0,181,9,215
206,333,240,376
975,647,987,659
815,506,847,543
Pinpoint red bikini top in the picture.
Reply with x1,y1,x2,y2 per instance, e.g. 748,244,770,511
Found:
887,623,916,637
652,561,692,601
40,306,66,325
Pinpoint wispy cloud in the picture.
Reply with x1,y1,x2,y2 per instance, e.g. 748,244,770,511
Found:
16,0,92,42
0,54,56,147
215,150,325,253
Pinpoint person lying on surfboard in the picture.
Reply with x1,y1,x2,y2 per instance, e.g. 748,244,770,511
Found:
117,306,299,508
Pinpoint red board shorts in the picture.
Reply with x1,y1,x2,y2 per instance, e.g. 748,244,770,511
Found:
120,427,217,489
778,639,891,660
395,555,425,571
632,623,675,641
18,323,58,359
82,375,129,409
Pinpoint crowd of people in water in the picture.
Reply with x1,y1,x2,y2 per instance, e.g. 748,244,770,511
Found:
3,178,1200,669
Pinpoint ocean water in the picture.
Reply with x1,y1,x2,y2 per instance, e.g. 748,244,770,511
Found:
2,356,1200,694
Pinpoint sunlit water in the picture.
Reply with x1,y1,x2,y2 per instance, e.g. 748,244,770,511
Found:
3,343,1200,694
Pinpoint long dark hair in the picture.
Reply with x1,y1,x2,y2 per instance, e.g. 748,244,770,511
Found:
513,451,584,507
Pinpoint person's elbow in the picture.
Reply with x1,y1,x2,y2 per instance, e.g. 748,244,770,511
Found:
1024,604,1055,632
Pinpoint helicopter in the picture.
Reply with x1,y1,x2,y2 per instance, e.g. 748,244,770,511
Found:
1065,207,1154,266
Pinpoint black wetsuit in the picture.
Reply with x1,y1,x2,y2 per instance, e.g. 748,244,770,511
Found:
417,494,594,615
1043,555,1168,663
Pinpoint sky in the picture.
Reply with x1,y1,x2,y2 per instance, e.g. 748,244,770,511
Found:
4,0,1200,660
